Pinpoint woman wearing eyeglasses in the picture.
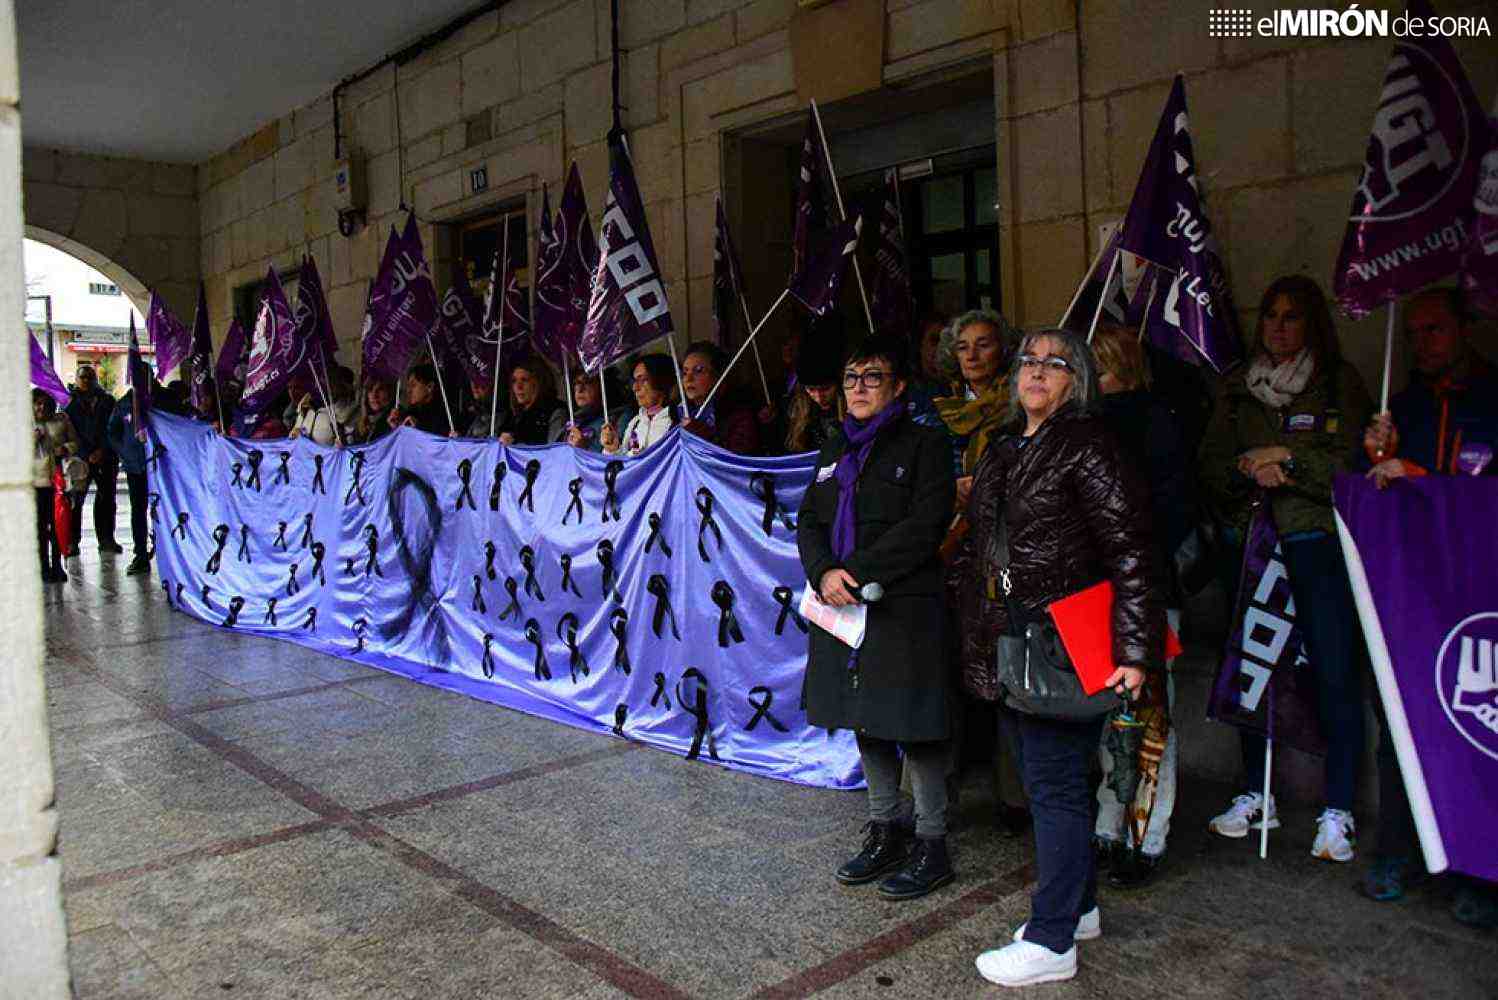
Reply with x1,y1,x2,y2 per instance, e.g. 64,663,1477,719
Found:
603,355,678,457
678,340,762,455
963,328,1162,988
797,334,957,902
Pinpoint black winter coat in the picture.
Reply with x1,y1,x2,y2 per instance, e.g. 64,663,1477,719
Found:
67,387,116,457
958,403,1164,703
797,410,956,742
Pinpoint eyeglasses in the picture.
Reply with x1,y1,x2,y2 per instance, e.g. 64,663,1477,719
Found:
842,370,889,390
682,364,713,378
1017,355,1073,375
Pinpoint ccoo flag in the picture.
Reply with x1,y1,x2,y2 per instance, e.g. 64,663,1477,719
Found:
235,266,301,434
1461,91,1498,317
712,192,748,346
29,333,70,408
1336,474,1498,882
186,283,216,415
534,167,598,368
868,169,914,339
789,108,833,295
147,292,192,380
1333,0,1491,318
361,215,437,383
1117,76,1243,372
787,216,862,317
579,133,675,374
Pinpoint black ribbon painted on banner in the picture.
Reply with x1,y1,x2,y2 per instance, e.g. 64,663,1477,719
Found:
471,574,486,613
557,613,590,683
230,462,244,488
519,546,545,601
352,618,368,654
298,512,314,550
172,511,189,541
311,454,327,494
343,555,356,576
310,542,326,586
644,512,673,558
646,573,679,640
245,450,263,492
562,477,584,525
274,452,291,485
609,607,630,675
205,524,229,574
344,452,367,506
488,462,505,511
517,459,541,513
745,685,789,733
222,595,244,627
362,524,382,576
176,582,185,606
481,633,496,679
772,586,809,635
711,581,744,648
524,618,551,680
237,525,252,563
601,461,623,522
484,540,498,580
380,468,448,661
650,671,670,710
264,597,278,626
613,703,628,736
161,579,173,608
596,540,621,602
286,562,300,596
499,576,521,621
676,668,720,762
274,520,288,550
200,582,212,606
558,554,581,597
148,493,160,523
749,472,796,535
302,607,317,631
146,442,167,468
695,488,722,562
455,459,477,510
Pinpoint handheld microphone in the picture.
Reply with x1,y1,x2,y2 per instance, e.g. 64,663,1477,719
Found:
859,582,884,603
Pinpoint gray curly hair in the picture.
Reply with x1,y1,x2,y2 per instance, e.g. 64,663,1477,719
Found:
1004,326,1100,425
936,308,1020,386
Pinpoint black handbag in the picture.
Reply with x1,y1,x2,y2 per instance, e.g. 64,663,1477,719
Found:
990,516,1119,721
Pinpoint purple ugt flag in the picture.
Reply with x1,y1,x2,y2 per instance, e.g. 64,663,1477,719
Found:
361,215,436,383
147,292,192,380
712,192,748,346
868,169,914,339
579,134,674,374
1462,93,1498,318
789,108,832,294
293,255,338,373
534,166,598,368
1334,0,1492,319
186,283,216,415
1117,76,1243,373
235,266,301,434
438,263,493,391
29,333,70,408
788,216,862,318
1207,499,1324,755
1335,474,1498,882
214,318,247,388
1058,231,1138,337
127,314,153,422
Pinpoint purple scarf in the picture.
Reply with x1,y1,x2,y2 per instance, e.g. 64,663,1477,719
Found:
831,400,904,559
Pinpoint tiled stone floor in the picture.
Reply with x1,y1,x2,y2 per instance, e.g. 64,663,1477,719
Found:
41,542,1495,999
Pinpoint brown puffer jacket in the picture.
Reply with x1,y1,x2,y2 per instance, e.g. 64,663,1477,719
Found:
956,403,1165,703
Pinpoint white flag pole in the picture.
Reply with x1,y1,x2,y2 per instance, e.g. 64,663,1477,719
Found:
700,288,792,415
598,363,612,433
810,99,875,335
666,335,693,421
738,292,774,408
1379,299,1398,413
1135,264,1159,343
1085,252,1121,345
423,328,457,433
1059,241,1111,330
308,351,344,448
489,218,513,437
561,352,577,426
1259,738,1273,860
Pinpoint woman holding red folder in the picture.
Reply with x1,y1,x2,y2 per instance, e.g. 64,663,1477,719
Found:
962,327,1164,988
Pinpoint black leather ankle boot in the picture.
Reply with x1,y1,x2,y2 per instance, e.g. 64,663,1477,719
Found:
878,836,954,900
836,821,910,885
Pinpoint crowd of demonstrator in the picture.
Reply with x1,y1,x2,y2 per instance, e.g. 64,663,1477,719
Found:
34,276,1497,987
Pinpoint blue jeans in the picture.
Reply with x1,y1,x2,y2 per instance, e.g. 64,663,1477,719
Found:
1012,712,1106,954
1231,531,1366,811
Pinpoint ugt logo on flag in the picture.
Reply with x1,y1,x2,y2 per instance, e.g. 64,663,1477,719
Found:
1438,614,1498,760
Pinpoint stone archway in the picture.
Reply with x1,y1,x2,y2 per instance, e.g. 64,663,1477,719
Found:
25,224,152,317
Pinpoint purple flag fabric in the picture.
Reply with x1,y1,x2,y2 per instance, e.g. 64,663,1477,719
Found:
186,283,216,415
1334,0,1491,318
712,192,747,346
29,333,70,408
1059,232,1138,337
1117,76,1243,372
1335,474,1498,881
147,292,192,379
579,135,675,374
787,216,862,318
215,319,248,388
293,256,338,372
534,167,598,368
868,169,913,339
361,216,437,383
127,314,153,419
439,264,492,391
789,109,832,293
235,266,301,434
1462,94,1498,317
1207,500,1324,755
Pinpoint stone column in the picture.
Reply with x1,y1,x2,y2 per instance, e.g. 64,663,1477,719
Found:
0,0,72,994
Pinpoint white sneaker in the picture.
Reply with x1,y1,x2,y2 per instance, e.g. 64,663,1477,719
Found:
1012,906,1101,942
975,940,1077,987
1208,793,1279,838
1311,808,1356,862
